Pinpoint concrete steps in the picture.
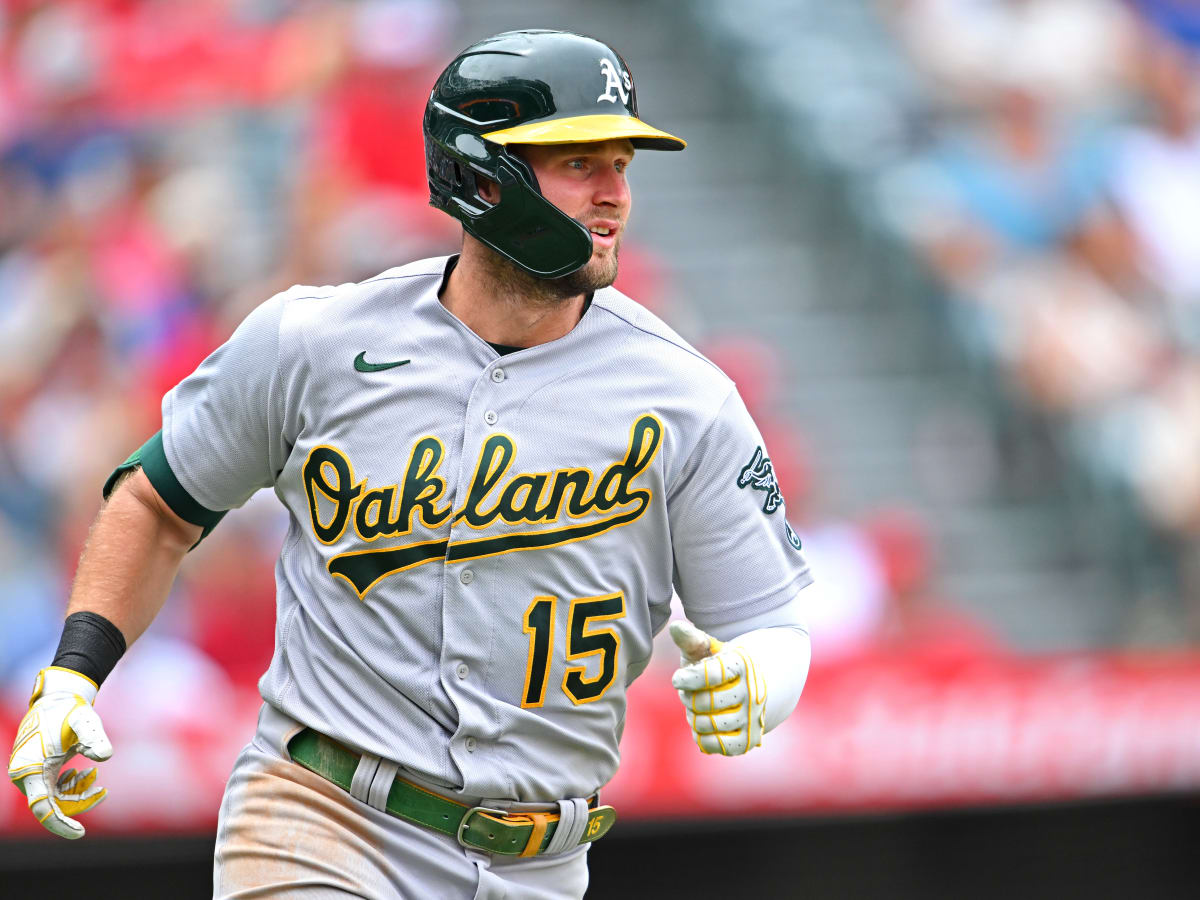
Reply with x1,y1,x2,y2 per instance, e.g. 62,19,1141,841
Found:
450,0,1123,648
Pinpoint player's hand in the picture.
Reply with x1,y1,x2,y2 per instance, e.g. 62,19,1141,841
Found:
8,667,113,839
669,621,767,756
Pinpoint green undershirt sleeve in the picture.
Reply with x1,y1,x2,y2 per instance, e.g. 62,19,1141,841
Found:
103,430,227,546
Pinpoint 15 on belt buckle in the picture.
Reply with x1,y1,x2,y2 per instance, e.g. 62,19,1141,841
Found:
458,803,616,857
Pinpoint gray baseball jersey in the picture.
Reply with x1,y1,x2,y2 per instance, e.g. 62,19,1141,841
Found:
117,254,812,802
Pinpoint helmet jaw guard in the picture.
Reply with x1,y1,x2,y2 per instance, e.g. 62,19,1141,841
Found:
461,161,595,280
425,116,594,279
423,30,684,280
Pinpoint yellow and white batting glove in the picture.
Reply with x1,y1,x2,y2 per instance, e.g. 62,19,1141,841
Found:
8,666,113,839
670,621,767,756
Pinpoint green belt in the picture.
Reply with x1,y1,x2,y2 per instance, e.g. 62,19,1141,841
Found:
287,729,617,857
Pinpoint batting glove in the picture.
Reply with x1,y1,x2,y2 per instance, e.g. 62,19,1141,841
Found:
9,666,113,839
670,621,767,756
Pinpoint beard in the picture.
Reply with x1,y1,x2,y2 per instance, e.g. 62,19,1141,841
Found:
553,246,620,295
484,232,621,306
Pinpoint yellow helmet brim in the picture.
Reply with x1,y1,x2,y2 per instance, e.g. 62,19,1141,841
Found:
483,114,685,151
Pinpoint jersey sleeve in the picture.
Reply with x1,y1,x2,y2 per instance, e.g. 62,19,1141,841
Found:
105,291,293,535
667,388,813,630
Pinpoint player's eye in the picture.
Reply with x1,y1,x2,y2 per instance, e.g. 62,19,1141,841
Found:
567,159,586,171
614,160,628,174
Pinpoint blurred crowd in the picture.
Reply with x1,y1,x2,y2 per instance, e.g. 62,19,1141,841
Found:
875,0,1200,535
0,0,977,763
0,0,470,699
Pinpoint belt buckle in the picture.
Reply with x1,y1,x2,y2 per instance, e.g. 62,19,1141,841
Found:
456,806,511,850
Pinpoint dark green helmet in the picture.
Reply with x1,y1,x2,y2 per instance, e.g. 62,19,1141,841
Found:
423,30,685,279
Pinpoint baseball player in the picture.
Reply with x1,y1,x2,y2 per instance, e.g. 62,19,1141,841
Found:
9,30,812,899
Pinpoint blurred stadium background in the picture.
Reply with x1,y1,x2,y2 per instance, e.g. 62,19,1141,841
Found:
3,0,1200,896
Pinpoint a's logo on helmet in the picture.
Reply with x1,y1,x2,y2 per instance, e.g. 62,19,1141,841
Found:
597,58,631,105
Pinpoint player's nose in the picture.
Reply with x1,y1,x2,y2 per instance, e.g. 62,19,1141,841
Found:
591,166,631,210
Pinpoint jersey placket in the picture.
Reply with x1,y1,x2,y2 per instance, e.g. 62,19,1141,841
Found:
442,357,514,793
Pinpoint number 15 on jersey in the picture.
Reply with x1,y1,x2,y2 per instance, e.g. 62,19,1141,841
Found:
522,593,626,708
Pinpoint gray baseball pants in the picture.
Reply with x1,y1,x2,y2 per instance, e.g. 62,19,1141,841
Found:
212,704,590,899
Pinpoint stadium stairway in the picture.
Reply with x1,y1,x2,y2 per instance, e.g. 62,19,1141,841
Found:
451,0,1132,649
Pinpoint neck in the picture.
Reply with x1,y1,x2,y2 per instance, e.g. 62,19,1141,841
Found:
440,238,588,348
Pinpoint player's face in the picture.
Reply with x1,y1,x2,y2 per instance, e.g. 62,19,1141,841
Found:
514,139,635,289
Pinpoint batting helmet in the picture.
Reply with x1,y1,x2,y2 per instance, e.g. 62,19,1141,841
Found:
423,30,686,279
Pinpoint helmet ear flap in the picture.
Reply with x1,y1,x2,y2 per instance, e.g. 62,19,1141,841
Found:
463,156,594,279
470,146,538,210
495,145,540,195
427,135,593,279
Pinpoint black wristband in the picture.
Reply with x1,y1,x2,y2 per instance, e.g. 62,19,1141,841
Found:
51,612,127,687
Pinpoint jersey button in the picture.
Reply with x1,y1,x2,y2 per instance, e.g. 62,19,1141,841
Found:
460,569,474,585
464,737,477,752
490,368,505,383
484,410,498,425
456,663,469,679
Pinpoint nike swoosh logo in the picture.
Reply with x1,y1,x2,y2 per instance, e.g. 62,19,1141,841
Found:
355,352,411,373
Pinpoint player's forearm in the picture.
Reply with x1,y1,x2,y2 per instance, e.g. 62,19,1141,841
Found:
697,592,812,731
66,468,202,646
719,624,810,731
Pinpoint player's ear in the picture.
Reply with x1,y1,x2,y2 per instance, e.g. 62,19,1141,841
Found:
477,176,500,205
